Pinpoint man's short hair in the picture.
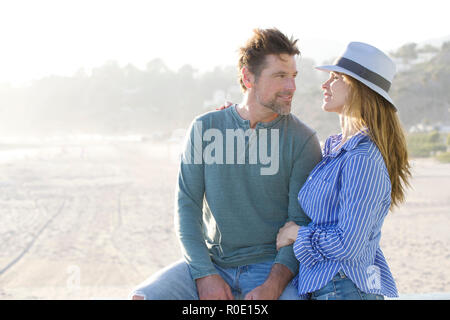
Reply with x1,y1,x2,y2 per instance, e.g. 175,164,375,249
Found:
238,28,300,92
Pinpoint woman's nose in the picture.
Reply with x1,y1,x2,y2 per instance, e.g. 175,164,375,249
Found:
322,79,330,90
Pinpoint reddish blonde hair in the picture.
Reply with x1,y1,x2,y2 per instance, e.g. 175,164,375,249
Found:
341,74,411,209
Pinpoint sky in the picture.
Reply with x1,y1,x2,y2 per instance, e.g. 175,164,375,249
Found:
0,0,449,85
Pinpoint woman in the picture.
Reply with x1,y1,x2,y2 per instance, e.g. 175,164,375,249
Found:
276,42,411,300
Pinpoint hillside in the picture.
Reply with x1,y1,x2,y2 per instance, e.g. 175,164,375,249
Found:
0,42,448,141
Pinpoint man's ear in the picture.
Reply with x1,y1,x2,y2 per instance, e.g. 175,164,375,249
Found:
241,67,255,90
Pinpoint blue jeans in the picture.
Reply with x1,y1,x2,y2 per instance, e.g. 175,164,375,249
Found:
309,270,384,300
129,259,304,300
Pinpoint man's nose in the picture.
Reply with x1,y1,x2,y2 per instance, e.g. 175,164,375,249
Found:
286,78,296,91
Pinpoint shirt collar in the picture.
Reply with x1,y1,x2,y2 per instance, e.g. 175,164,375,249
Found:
324,128,370,157
230,104,285,129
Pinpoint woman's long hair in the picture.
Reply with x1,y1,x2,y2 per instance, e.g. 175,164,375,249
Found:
341,74,411,209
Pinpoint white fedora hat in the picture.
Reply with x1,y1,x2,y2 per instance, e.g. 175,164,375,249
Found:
316,42,397,111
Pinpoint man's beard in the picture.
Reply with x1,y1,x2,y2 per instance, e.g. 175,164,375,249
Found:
261,96,292,116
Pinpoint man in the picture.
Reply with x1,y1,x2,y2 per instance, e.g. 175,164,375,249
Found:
130,28,322,300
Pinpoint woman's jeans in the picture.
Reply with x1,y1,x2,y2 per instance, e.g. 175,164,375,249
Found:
309,270,385,300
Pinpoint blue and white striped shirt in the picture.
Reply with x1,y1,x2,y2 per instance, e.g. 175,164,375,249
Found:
292,130,398,297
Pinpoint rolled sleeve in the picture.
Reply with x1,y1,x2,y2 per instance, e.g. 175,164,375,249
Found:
293,223,325,268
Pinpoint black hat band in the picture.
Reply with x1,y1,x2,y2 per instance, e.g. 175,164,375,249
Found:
336,57,391,92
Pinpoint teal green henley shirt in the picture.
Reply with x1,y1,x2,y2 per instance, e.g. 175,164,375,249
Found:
175,104,322,280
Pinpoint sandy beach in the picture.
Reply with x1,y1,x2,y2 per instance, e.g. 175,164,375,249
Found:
0,138,449,299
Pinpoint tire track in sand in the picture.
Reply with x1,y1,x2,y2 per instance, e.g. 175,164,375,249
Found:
0,198,66,276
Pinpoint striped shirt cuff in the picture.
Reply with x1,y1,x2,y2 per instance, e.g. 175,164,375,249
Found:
293,224,325,268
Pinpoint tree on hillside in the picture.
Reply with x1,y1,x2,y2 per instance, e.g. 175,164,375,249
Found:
391,42,418,64
418,44,439,54
390,42,450,128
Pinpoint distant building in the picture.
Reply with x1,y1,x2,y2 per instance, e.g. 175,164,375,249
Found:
393,52,438,72
409,123,450,134
438,126,450,134
409,123,436,133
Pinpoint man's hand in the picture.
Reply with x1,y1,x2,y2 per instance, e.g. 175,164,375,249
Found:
244,264,293,300
196,274,234,300
244,282,282,300
215,101,233,110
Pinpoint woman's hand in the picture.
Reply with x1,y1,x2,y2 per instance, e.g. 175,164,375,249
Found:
276,221,301,251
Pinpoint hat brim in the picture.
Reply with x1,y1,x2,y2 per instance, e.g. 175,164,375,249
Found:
316,65,397,111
